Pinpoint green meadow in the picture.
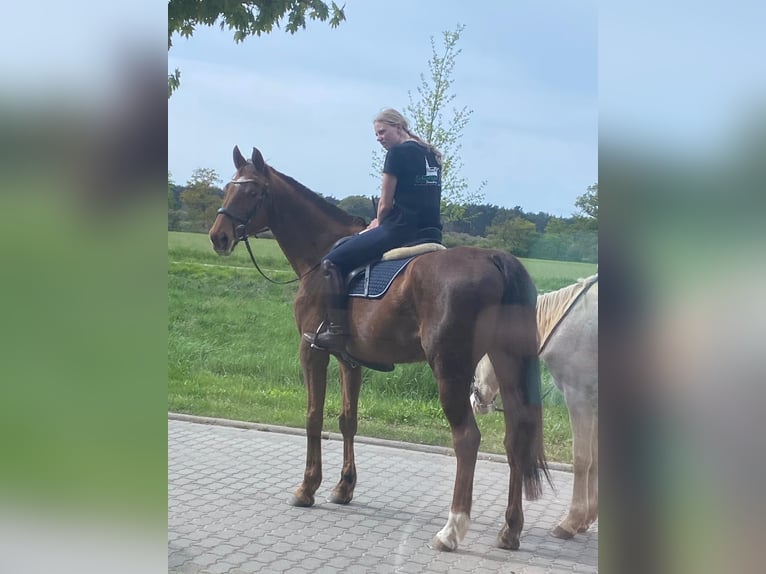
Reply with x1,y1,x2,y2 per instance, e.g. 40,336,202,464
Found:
169,231,597,463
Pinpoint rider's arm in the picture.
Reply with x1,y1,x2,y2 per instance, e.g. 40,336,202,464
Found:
377,173,396,222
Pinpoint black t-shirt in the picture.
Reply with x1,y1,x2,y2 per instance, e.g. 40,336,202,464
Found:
382,140,442,230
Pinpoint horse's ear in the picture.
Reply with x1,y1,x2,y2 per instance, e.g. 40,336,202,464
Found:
251,148,266,173
233,145,247,169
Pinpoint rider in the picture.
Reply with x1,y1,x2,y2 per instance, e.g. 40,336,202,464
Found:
303,108,443,354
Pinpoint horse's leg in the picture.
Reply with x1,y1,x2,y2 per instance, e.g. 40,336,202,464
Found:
489,349,543,550
552,399,594,538
431,359,480,552
290,343,330,507
581,410,598,530
328,362,362,504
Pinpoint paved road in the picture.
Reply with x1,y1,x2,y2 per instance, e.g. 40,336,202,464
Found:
168,417,598,573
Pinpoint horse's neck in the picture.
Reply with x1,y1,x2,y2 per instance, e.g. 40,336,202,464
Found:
537,277,596,351
267,171,359,275
536,295,561,349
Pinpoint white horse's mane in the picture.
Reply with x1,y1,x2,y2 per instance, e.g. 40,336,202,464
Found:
537,274,598,352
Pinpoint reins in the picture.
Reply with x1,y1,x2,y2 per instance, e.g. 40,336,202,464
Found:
469,378,553,413
241,230,308,285
217,178,321,285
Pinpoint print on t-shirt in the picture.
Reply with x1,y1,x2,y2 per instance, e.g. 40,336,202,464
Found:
415,156,440,186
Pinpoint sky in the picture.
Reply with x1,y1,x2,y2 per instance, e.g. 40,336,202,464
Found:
599,1,766,159
168,0,598,217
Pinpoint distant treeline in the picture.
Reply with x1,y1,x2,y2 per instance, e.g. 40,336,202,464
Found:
168,183,597,263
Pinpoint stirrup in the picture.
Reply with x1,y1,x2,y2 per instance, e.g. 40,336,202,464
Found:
303,321,347,352
302,321,326,350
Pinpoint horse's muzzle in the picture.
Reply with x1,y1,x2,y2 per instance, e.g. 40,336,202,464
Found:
209,227,234,255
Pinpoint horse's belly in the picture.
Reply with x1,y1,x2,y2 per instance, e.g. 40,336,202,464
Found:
347,299,424,363
346,325,425,364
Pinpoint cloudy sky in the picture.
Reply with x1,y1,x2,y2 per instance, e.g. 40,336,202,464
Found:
168,0,598,217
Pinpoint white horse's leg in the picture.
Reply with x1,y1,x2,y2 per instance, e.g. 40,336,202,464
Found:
581,411,598,530
552,399,595,538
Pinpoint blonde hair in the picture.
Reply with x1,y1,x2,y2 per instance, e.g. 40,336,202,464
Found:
374,108,442,165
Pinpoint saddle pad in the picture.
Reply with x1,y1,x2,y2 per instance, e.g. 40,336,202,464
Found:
347,257,415,299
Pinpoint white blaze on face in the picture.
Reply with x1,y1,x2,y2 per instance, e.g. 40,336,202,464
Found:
435,511,471,550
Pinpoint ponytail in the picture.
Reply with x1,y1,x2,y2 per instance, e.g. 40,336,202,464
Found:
405,129,443,166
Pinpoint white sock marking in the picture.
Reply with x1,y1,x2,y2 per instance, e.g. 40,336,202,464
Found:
435,511,471,550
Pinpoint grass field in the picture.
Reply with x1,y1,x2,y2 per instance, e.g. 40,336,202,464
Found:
168,231,597,463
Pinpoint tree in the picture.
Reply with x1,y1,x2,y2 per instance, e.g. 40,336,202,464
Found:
408,24,486,211
168,172,185,231
371,24,485,222
486,217,538,257
575,183,598,221
544,217,572,235
168,172,178,210
180,168,224,232
168,1,346,97
337,195,375,220
529,232,570,261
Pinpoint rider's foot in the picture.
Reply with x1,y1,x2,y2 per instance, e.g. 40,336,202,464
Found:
303,324,348,354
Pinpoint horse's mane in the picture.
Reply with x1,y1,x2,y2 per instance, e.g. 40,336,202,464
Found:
269,166,365,228
537,274,598,350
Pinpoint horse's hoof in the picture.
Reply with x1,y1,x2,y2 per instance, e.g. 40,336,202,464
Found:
431,535,456,552
288,493,314,507
497,535,520,550
497,524,520,550
551,525,575,539
327,492,353,505
577,524,590,533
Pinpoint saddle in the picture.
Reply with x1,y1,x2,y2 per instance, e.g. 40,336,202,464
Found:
318,228,444,372
334,228,445,299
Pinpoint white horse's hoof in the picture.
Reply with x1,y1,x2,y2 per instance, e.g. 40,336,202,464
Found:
432,534,457,552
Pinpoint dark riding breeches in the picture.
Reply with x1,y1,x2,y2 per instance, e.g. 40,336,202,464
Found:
324,223,416,275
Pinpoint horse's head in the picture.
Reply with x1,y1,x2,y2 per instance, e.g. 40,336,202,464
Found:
470,355,500,415
209,145,272,255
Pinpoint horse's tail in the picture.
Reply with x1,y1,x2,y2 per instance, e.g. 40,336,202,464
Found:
490,253,553,499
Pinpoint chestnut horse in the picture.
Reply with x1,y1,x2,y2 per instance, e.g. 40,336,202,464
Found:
209,146,550,551
471,275,598,539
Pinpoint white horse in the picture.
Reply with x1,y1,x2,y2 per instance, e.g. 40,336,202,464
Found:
471,274,598,539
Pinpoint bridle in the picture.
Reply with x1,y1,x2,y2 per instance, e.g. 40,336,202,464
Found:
470,377,500,412
217,177,265,233
216,177,320,285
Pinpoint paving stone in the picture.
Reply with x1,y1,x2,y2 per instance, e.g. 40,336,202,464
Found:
169,419,597,573
206,561,235,574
